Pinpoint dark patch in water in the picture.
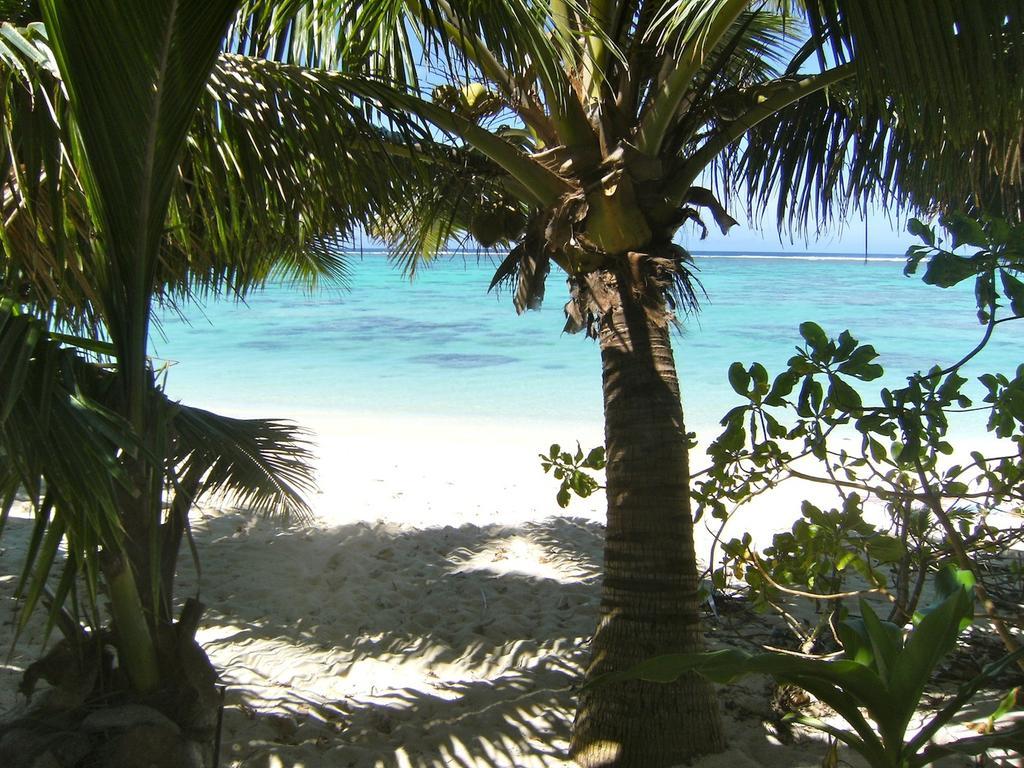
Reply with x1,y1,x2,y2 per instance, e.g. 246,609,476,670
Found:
258,314,470,343
409,353,517,369
237,340,290,351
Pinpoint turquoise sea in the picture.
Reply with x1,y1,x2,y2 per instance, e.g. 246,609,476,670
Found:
151,251,1018,434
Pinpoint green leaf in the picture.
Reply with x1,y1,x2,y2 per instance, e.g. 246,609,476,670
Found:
1000,270,1024,317
941,212,988,250
934,565,976,603
904,245,931,277
583,446,606,469
945,481,969,497
728,361,751,396
828,376,862,412
904,648,1024,758
50,332,117,357
922,252,978,288
890,588,972,733
981,686,1020,733
749,362,769,395
858,600,903,686
836,618,876,668
556,485,571,508
835,330,857,358
867,535,905,563
837,344,883,380
799,321,829,355
907,218,935,247
600,646,896,731
765,371,798,406
868,438,887,463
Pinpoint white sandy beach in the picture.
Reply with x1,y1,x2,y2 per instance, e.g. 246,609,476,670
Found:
0,410,1009,767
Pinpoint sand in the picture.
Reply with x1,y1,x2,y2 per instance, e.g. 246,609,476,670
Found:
0,410,1011,767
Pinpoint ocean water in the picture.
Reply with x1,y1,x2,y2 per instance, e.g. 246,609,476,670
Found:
151,251,1018,434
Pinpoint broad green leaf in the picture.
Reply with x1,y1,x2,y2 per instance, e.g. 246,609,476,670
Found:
858,600,902,685
905,648,1024,757
750,362,769,394
836,617,875,668
867,535,905,563
799,321,829,355
596,647,895,724
1000,270,1024,317
828,376,862,412
889,589,972,734
941,212,988,250
835,330,857,358
584,446,605,468
765,370,798,406
728,361,751,396
907,218,935,246
922,252,978,288
868,438,887,462
556,486,570,508
837,344,883,380
934,565,976,604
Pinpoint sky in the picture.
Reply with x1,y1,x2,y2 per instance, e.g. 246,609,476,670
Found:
682,205,919,256
358,206,921,257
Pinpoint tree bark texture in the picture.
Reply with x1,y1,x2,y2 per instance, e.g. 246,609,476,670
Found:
571,269,725,767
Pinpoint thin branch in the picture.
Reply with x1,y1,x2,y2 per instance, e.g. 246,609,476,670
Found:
748,549,890,602
906,447,1024,666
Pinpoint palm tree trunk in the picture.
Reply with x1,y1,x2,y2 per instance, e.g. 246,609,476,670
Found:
102,549,160,694
571,267,724,767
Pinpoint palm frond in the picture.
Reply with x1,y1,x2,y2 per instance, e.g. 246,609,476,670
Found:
735,78,1024,232
233,0,584,102
0,23,104,331
0,27,453,324
168,404,317,521
0,302,320,632
168,53,439,298
0,305,131,633
731,80,862,234
38,0,239,439
661,9,801,155
230,0,419,89
803,0,1024,146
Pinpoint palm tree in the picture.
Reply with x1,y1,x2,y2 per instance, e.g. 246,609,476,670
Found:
0,0,432,755
227,2,1024,765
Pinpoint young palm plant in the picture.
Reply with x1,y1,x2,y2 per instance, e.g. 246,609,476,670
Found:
225,1,1024,765
0,0,435,758
227,2,1024,765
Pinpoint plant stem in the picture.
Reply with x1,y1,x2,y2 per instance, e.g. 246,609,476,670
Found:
909,453,1024,667
104,551,160,693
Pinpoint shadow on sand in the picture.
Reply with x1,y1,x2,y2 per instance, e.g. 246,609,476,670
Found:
1,508,864,768
179,511,603,767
